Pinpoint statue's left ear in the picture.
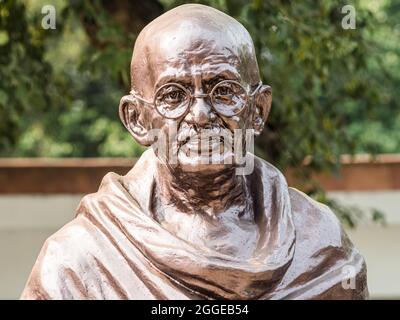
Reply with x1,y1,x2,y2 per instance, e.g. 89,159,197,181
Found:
252,85,272,136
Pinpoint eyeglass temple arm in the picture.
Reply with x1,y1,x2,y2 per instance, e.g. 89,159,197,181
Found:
129,91,153,105
249,82,265,97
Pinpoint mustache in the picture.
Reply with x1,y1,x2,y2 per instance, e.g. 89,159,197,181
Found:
176,122,232,146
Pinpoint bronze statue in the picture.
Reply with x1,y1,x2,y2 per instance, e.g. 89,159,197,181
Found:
21,4,368,300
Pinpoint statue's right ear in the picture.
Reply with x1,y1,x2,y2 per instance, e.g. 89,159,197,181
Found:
119,95,153,146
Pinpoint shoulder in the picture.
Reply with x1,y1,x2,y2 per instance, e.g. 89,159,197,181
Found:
287,187,361,265
249,155,353,252
249,155,289,196
20,216,97,299
252,154,287,182
288,187,344,246
41,216,96,257
284,188,369,299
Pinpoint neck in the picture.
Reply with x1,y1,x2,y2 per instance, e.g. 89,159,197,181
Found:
155,162,249,217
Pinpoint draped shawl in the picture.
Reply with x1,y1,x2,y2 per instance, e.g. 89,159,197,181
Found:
21,150,368,300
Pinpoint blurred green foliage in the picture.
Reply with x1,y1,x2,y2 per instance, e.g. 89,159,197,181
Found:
0,0,54,150
0,0,398,227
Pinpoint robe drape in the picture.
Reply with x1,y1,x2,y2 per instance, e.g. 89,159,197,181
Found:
21,150,368,299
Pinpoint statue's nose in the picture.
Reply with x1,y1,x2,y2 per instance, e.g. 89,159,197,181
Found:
184,97,216,125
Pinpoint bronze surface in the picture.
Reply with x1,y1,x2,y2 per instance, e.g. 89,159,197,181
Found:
21,4,368,300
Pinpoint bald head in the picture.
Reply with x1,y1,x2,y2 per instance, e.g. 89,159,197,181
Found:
120,4,272,172
130,4,260,97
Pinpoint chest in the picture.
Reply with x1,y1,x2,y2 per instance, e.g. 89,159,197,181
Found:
156,205,260,259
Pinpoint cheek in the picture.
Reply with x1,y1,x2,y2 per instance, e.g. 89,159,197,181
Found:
150,119,181,162
148,111,164,129
144,107,172,133
220,109,253,130
141,109,175,145
157,119,180,146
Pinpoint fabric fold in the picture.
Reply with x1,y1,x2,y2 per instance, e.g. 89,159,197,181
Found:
21,149,368,300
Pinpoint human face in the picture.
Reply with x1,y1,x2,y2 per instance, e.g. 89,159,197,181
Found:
142,36,259,174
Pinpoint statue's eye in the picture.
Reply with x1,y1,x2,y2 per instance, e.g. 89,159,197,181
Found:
155,85,190,117
214,85,234,96
163,90,186,104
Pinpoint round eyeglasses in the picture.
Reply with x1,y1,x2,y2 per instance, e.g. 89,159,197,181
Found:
130,80,263,119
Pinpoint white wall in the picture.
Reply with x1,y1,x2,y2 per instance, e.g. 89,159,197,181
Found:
0,192,399,299
329,191,400,299
0,195,79,299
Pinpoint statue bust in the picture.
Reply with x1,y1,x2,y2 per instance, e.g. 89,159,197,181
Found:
21,4,368,300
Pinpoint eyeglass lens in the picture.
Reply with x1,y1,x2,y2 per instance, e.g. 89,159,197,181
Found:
154,81,247,119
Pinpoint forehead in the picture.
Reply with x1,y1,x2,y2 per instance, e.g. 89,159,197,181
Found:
131,12,260,95
154,43,242,87
148,25,246,85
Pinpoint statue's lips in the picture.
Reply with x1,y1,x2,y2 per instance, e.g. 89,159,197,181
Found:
182,136,224,153
176,126,234,157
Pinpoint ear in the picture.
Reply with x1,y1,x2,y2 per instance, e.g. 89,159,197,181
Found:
252,85,272,136
119,95,153,146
